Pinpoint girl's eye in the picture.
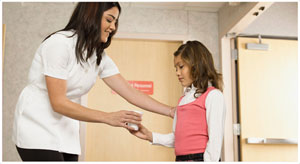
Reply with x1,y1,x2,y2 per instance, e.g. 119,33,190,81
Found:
106,19,113,23
179,65,184,69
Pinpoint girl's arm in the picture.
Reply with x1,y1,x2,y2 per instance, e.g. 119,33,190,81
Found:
204,90,226,162
130,109,177,148
45,75,141,130
130,124,175,148
103,74,175,118
151,132,175,148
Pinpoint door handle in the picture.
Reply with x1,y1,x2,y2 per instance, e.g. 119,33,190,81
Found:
246,138,298,145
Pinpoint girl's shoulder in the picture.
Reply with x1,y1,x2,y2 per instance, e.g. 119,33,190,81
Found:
209,88,222,94
206,88,224,100
204,87,223,96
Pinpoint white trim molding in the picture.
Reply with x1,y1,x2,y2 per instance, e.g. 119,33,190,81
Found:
115,32,188,42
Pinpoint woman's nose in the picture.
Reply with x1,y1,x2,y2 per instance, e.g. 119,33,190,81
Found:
110,22,116,31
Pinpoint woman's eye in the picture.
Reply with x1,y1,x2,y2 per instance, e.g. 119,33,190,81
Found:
179,65,184,69
106,19,112,23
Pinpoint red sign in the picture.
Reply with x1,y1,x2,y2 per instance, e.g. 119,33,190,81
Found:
129,81,153,95
112,81,154,95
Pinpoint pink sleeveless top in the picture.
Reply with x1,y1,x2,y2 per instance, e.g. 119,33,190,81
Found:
175,87,215,156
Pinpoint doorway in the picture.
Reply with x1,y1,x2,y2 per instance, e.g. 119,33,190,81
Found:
84,39,183,161
234,37,298,161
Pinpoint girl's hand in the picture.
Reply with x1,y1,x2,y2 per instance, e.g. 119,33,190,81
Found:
105,110,142,131
129,124,153,142
169,107,176,118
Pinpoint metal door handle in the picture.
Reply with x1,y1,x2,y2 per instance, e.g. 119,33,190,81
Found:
246,138,298,144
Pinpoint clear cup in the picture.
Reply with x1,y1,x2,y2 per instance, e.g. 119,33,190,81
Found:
127,110,143,131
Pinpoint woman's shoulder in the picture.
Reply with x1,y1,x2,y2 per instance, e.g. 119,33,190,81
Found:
43,30,76,47
101,51,115,62
56,30,76,38
45,30,75,42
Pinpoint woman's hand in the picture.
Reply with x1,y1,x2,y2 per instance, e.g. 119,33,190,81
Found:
105,110,142,131
129,124,153,142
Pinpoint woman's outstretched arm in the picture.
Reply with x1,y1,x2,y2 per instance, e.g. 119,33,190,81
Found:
103,74,175,118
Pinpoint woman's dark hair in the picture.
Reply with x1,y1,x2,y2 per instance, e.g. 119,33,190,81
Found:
174,41,223,97
44,2,121,66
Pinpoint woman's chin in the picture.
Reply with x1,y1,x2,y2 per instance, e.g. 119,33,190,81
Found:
101,38,108,43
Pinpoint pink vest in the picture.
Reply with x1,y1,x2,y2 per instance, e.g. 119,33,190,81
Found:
175,87,215,155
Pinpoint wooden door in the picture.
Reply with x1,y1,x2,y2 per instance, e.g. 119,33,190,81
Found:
237,37,298,161
85,39,182,161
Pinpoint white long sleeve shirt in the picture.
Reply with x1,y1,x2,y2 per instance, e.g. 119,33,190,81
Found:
151,85,226,162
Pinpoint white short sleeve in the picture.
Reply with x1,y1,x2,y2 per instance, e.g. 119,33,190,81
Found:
98,52,120,78
41,34,71,80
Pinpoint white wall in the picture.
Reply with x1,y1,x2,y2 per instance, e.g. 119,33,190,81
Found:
243,2,298,37
119,5,220,70
3,2,76,161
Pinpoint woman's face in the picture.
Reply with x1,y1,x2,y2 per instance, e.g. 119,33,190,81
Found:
174,54,193,87
101,7,119,43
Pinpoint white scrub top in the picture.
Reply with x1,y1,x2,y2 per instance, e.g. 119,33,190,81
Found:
12,30,119,155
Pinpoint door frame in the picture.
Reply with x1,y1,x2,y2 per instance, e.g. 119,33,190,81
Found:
79,32,187,161
220,2,275,161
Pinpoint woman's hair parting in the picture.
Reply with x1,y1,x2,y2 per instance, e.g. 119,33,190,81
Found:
44,2,121,66
174,41,223,97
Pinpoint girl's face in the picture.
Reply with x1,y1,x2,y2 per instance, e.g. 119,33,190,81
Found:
174,55,193,87
101,7,119,43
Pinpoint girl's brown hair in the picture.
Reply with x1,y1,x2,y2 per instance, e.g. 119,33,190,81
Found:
174,41,223,97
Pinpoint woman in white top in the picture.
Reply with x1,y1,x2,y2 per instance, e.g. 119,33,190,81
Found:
12,2,174,161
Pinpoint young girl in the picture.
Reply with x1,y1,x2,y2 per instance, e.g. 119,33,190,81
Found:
130,41,226,162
